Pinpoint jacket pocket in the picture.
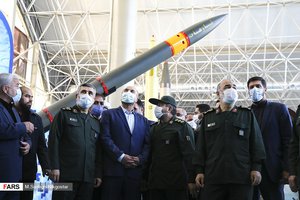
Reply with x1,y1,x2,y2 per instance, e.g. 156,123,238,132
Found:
233,121,249,140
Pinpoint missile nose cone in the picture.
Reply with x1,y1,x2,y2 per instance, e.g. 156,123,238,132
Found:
210,13,227,26
184,14,227,45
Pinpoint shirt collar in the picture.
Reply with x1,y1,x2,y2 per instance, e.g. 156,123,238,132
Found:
0,97,14,108
252,99,267,108
121,106,134,115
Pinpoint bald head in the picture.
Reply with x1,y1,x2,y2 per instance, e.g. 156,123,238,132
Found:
216,79,236,95
216,79,238,106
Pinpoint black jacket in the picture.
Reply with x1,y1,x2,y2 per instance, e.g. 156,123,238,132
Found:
22,110,50,181
289,105,300,184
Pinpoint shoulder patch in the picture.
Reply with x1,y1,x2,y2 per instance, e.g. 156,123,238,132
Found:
61,107,72,111
150,121,159,126
90,114,99,120
174,118,185,124
237,106,251,111
204,108,215,114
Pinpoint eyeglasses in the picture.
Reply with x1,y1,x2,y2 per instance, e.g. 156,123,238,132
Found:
94,101,104,105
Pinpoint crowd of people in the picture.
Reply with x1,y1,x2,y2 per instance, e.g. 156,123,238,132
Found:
0,72,300,200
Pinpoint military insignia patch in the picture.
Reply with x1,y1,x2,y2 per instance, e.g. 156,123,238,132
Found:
69,118,77,122
207,122,215,127
239,129,244,136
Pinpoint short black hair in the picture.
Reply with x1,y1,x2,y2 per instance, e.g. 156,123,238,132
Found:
247,76,267,88
196,104,210,113
96,93,105,100
169,104,176,116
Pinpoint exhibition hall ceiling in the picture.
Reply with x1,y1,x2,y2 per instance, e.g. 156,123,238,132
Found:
17,0,300,112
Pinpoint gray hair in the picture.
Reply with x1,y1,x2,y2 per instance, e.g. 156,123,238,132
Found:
0,73,18,88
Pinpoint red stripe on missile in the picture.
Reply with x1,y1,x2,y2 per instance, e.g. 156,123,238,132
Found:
42,108,53,123
96,76,109,95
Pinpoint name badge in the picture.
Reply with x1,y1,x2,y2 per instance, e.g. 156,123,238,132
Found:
207,122,215,127
186,136,191,141
69,118,77,122
239,129,244,136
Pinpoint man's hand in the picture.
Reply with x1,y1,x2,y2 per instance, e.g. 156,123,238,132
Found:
23,121,34,134
288,175,298,192
43,169,51,177
195,173,205,188
250,171,261,186
132,156,140,166
121,154,137,168
94,178,102,188
188,183,199,199
50,169,60,182
280,170,289,184
20,141,30,155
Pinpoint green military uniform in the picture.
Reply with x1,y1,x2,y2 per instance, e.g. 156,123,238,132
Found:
193,106,266,199
148,116,195,190
48,105,101,183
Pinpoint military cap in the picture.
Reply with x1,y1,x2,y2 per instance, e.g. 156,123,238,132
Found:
149,95,177,107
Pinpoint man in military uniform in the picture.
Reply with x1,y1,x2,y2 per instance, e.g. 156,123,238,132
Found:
147,95,196,200
193,79,266,200
48,83,102,200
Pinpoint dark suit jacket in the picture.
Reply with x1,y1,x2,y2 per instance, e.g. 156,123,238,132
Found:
289,105,300,185
22,111,49,181
100,106,150,179
253,101,292,182
0,102,30,182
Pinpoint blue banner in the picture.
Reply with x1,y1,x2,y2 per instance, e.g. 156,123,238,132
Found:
0,11,13,73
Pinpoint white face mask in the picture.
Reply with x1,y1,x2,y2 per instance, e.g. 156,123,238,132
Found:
221,88,238,105
249,87,264,102
154,106,164,119
12,88,22,104
177,116,185,120
121,91,135,104
193,115,199,121
76,94,94,109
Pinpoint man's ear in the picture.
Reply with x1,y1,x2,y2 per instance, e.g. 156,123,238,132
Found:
264,87,267,92
166,104,172,112
1,85,8,94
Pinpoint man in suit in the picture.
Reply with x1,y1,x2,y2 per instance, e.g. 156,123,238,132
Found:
247,76,292,200
0,73,33,200
16,86,50,200
100,86,150,200
289,105,300,199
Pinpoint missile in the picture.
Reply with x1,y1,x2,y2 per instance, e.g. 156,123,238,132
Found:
39,14,227,131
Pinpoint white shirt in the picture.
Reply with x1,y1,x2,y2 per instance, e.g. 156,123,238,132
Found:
118,106,135,162
122,106,135,134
